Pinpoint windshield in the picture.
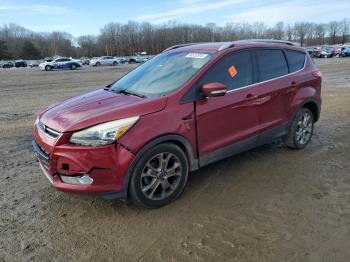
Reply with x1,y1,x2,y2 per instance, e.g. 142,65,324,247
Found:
110,51,214,98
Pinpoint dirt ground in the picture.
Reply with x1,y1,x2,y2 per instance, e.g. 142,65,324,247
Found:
0,58,349,262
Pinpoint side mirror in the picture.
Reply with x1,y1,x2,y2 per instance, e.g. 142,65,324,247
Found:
200,82,227,98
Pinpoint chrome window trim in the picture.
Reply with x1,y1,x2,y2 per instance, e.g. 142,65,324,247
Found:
225,50,307,94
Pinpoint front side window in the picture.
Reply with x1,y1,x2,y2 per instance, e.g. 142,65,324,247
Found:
198,50,253,91
256,49,288,81
110,51,214,98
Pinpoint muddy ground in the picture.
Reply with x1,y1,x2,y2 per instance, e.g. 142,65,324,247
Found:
0,58,349,262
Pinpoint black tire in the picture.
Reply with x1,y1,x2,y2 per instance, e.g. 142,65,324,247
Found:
96,62,101,67
129,143,189,208
70,64,77,70
112,61,118,66
45,65,52,71
284,107,314,149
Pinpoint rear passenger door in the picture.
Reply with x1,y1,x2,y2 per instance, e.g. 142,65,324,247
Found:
61,58,71,69
253,48,292,130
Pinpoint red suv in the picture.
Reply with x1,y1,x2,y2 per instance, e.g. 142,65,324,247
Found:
32,40,322,208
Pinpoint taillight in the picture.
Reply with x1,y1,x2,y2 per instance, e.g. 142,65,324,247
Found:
312,71,322,78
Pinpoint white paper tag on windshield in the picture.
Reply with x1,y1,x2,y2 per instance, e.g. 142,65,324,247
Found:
185,53,208,59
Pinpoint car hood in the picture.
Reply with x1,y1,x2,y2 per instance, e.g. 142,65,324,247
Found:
40,88,167,132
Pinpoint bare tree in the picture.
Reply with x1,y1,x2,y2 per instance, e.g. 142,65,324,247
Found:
294,22,308,46
77,35,98,57
1,18,349,59
328,21,341,45
340,19,349,44
315,23,326,45
272,22,284,40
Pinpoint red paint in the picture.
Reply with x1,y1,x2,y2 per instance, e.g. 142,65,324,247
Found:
33,41,321,197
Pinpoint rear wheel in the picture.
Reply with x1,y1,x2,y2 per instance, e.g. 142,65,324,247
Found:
129,143,189,208
96,62,101,67
45,65,52,71
70,64,77,70
112,61,118,66
284,107,314,149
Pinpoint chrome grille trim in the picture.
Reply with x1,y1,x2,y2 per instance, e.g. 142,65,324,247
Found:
38,121,60,138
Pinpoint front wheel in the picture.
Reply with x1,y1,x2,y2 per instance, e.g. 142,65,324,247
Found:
45,65,52,71
70,64,77,70
129,143,189,208
284,108,314,149
112,61,118,66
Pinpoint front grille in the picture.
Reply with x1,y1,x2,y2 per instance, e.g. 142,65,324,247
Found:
38,121,60,138
32,140,50,167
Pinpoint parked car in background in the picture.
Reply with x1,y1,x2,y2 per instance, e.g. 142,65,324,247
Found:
333,48,342,57
128,56,148,64
32,40,322,208
115,57,127,64
14,60,27,68
39,57,82,71
80,57,90,65
1,61,14,68
90,56,119,66
341,47,350,57
29,60,41,68
318,47,334,58
306,47,319,58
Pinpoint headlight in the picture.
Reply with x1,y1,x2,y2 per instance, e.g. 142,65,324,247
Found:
70,116,139,146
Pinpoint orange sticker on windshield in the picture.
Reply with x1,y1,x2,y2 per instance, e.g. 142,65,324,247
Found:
228,65,237,78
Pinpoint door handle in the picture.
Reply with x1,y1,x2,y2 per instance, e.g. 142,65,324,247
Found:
246,93,258,99
285,81,298,94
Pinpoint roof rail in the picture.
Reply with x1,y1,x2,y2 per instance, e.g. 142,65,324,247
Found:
218,39,300,51
218,42,235,51
245,39,300,46
163,43,199,52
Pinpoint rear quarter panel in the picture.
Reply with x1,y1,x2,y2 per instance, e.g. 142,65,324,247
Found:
288,56,321,120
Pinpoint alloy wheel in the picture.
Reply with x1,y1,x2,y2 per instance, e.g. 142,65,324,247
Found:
140,152,182,201
295,112,313,145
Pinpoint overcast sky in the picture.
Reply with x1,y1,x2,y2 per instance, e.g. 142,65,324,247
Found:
1,0,349,36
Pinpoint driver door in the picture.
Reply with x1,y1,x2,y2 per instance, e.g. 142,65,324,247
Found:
195,50,261,164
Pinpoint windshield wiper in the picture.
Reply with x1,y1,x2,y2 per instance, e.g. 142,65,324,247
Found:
115,89,147,99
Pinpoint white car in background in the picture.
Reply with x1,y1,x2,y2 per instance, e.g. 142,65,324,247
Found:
39,58,82,71
90,56,119,66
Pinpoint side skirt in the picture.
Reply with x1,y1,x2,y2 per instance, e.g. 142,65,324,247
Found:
199,123,288,167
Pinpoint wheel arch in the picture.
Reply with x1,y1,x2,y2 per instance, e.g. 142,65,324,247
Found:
291,98,320,123
121,135,198,198
302,100,320,122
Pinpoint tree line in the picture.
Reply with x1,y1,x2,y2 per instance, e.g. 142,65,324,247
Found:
0,19,349,60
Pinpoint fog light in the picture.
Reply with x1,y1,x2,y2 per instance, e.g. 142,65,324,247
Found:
60,174,93,185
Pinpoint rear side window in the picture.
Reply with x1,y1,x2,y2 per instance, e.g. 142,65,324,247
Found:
256,49,288,81
285,50,305,72
199,50,253,91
